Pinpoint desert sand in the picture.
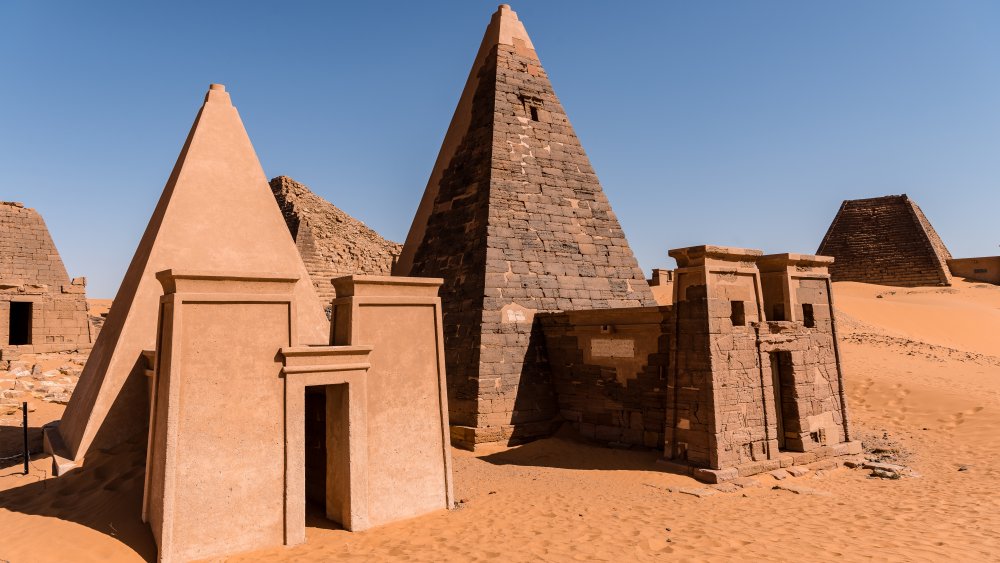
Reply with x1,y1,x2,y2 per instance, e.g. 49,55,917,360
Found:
0,280,997,562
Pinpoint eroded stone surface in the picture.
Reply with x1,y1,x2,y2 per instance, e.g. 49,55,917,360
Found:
396,5,654,448
818,195,952,287
0,202,92,358
270,176,400,312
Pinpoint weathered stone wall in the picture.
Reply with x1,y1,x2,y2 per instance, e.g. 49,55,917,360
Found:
403,7,655,449
759,285,847,449
0,201,91,357
540,307,670,448
647,269,674,306
270,176,401,311
519,246,856,479
948,256,1000,284
697,268,769,470
817,194,952,287
662,247,853,477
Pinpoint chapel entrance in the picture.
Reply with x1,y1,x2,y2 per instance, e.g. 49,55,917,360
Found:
304,387,328,513
302,383,352,529
769,351,800,451
8,301,32,345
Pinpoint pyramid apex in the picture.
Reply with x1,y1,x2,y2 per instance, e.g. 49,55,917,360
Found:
205,83,232,105
489,3,534,55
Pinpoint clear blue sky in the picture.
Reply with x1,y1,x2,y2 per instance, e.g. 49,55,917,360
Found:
3,1,998,297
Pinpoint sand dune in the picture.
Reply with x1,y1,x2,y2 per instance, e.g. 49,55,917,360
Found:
1,281,998,562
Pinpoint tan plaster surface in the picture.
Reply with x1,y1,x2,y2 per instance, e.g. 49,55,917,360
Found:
56,84,327,465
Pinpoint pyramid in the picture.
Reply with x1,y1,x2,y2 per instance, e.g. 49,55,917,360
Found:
394,5,655,448
51,85,328,466
0,201,91,356
270,175,401,310
817,194,952,286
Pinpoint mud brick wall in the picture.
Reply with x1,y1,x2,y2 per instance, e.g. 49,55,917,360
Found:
407,29,654,448
270,176,400,312
0,202,91,356
818,195,952,287
540,307,670,448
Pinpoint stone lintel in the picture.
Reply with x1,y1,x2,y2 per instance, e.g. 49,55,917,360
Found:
669,245,764,268
757,253,835,272
155,269,300,295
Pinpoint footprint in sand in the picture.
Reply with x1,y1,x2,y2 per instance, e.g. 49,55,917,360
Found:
885,385,912,422
851,378,875,407
940,406,985,430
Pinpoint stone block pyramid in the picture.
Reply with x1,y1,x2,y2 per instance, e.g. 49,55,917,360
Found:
394,5,655,448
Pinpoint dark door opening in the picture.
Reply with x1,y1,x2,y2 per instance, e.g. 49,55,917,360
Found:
769,351,801,451
304,387,327,511
8,302,32,345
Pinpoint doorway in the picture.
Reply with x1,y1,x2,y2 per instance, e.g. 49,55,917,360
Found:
769,351,800,451
8,302,32,345
302,383,353,529
304,387,327,511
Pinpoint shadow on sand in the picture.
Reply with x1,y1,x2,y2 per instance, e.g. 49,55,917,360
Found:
476,425,686,475
0,432,157,561
0,421,45,471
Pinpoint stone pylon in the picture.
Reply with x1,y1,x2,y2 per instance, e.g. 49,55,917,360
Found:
394,5,655,449
50,85,328,469
817,194,952,287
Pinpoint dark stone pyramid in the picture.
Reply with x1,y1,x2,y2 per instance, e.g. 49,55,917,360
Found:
395,5,655,449
818,194,952,287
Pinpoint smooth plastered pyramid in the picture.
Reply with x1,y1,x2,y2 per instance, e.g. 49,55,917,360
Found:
50,84,328,468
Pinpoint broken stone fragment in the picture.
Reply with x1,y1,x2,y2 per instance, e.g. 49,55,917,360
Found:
678,487,717,498
711,482,740,493
843,457,865,469
13,380,34,391
787,466,810,477
869,468,901,480
768,469,790,480
773,483,832,497
862,461,905,473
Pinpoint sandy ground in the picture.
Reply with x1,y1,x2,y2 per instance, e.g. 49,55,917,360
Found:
0,280,998,562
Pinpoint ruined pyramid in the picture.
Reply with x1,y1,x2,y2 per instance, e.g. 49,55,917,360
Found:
0,201,91,356
394,5,655,449
817,194,952,286
50,85,328,468
270,175,401,310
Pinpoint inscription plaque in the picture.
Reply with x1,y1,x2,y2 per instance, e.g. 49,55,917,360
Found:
591,338,635,359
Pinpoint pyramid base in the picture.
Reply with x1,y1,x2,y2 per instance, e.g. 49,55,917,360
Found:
658,440,864,483
42,422,78,476
449,419,561,451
